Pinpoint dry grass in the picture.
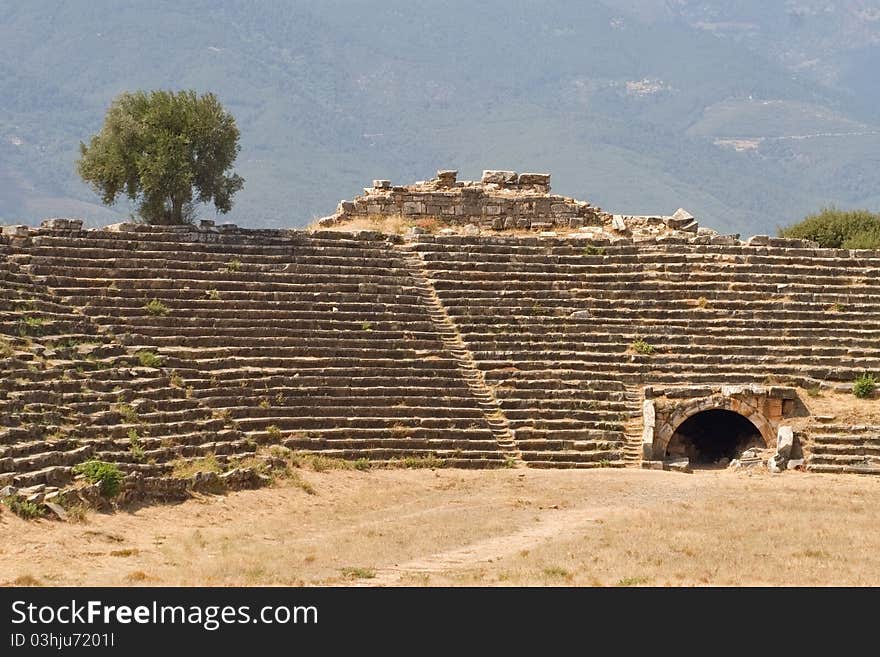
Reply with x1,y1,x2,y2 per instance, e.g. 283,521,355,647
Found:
312,214,415,235
3,468,880,586
170,455,223,478
801,389,880,424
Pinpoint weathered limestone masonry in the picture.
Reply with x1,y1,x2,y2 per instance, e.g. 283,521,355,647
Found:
407,231,880,472
321,169,686,234
1,197,880,513
644,385,806,463
0,218,510,509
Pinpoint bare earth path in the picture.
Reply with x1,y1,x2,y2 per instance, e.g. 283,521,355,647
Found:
363,505,607,586
3,467,880,586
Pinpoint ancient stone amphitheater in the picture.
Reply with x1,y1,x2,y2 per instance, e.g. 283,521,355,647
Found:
2,170,879,506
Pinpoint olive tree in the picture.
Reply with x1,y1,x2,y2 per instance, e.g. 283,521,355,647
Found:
77,90,244,224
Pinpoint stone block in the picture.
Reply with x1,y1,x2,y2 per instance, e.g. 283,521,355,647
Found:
776,426,794,460
664,387,715,399
402,201,425,214
666,208,694,229
765,397,783,419
768,386,798,400
435,170,457,187
517,172,550,185
372,179,391,189
41,217,83,230
2,225,29,237
43,502,68,521
664,458,692,474
481,170,518,184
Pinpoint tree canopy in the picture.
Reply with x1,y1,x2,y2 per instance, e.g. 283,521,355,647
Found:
779,207,880,250
77,90,244,225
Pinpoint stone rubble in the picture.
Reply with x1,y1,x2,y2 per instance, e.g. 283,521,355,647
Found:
318,169,726,242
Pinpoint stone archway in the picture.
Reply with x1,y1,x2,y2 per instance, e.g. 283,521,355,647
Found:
650,393,778,462
665,409,765,464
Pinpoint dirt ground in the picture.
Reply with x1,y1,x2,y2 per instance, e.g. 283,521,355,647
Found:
3,466,880,587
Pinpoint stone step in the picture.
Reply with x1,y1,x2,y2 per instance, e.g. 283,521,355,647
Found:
282,436,501,451
523,460,627,469
807,463,880,474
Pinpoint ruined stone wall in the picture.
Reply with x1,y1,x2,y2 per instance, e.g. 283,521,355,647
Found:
320,169,611,231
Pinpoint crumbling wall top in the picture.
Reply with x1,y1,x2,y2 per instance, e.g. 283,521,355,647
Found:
316,168,726,240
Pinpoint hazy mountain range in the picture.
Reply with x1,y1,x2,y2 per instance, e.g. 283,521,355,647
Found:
2,0,880,235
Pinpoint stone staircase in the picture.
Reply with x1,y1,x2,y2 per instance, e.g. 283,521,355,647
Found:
408,235,640,468
622,385,645,463
805,419,880,474
399,246,521,465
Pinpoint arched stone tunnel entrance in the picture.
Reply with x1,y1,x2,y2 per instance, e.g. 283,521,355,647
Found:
665,409,766,465
644,386,794,464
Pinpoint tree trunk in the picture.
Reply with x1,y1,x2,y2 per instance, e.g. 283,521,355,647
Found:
171,196,182,225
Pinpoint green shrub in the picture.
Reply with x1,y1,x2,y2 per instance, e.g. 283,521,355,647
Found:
853,373,877,399
779,207,880,249
225,259,242,272
115,403,139,423
128,429,145,461
171,455,222,478
136,350,163,368
340,567,376,580
388,455,445,469
4,497,45,520
18,316,45,336
143,298,170,316
73,460,124,497
630,339,655,355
